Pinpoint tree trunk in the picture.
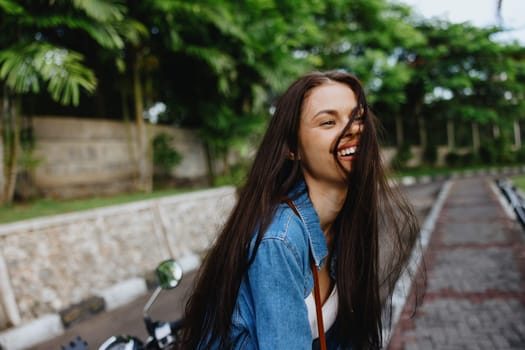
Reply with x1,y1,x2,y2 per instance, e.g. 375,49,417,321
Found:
395,114,404,147
223,152,230,177
417,115,427,149
0,92,6,202
514,119,522,149
414,99,426,149
204,141,215,186
472,121,480,152
493,124,500,138
447,119,455,150
3,96,21,204
132,55,152,192
121,87,139,180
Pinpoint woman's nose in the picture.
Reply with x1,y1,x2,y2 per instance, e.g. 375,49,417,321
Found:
346,118,363,137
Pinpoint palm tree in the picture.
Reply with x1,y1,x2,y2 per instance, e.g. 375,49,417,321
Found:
0,0,145,204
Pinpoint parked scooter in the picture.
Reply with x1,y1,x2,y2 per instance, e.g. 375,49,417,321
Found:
61,259,184,350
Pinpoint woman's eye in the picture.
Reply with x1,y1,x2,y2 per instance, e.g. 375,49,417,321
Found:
320,120,335,126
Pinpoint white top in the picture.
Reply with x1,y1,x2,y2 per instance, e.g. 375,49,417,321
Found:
305,285,338,339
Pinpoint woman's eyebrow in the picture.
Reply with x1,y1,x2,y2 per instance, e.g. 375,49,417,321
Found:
312,109,338,120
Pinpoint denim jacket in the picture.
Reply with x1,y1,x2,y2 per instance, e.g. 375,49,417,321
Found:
223,180,351,349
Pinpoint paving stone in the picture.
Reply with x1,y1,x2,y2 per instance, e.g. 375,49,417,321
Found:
427,247,522,293
440,221,508,245
403,299,525,349
388,177,525,350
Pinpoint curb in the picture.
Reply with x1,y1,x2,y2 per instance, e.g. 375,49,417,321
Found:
0,314,63,350
0,253,201,350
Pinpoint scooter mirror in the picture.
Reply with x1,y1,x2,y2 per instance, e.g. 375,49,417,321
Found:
155,259,183,289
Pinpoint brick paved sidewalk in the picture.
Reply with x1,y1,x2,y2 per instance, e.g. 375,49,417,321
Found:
389,177,525,350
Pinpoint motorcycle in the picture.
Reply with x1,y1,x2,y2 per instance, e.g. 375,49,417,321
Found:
62,259,184,350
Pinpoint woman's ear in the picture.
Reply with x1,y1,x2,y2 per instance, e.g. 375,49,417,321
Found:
289,151,301,160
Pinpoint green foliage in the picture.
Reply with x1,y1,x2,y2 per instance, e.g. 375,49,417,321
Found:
445,151,480,167
479,136,517,164
0,0,24,14
445,151,461,167
422,143,438,166
18,126,42,171
515,148,525,163
1,0,525,195
0,42,97,106
391,143,413,170
0,0,145,106
71,0,126,22
512,174,525,193
213,161,251,188
152,133,182,175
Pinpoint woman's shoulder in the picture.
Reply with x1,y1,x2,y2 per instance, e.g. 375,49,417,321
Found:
261,203,310,248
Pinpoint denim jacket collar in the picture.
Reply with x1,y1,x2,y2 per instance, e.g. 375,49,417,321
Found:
288,179,328,269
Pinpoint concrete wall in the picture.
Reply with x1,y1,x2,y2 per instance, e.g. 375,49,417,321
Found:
0,186,236,331
29,116,210,199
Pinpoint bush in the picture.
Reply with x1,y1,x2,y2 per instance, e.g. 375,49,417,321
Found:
152,133,182,177
478,136,522,165
423,143,438,166
445,151,461,167
479,143,498,164
460,152,479,166
391,143,413,170
515,147,525,163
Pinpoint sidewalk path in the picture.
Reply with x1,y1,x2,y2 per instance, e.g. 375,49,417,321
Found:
389,177,525,350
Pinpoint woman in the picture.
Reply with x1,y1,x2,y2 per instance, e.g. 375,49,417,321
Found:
179,71,420,349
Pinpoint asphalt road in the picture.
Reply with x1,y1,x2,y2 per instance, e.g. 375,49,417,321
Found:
33,181,443,350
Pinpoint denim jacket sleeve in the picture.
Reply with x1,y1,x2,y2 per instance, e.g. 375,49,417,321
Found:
247,235,312,349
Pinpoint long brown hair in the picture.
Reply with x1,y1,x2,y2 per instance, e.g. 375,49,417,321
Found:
179,71,420,349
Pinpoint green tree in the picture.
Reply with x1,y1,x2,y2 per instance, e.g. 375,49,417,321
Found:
135,0,325,183
400,20,525,159
0,1,98,204
0,0,150,203
293,0,425,147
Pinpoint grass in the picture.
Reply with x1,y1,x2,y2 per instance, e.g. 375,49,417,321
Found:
0,187,196,225
511,174,525,192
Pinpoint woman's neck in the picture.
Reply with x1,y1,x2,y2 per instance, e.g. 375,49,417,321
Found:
305,180,347,240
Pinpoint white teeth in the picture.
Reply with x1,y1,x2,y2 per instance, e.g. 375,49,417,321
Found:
338,146,356,157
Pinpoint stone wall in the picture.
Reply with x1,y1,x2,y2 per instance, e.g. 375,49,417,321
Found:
0,186,237,330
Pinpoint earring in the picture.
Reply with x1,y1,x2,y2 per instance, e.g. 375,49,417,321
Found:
289,152,295,160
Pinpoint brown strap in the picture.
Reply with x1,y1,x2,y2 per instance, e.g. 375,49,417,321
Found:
282,198,327,350
311,259,327,350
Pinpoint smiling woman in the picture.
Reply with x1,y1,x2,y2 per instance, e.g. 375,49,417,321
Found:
178,71,420,350
299,81,364,188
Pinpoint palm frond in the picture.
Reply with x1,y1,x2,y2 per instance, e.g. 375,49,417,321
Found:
0,42,97,106
20,16,125,49
114,19,149,47
154,1,247,43
0,47,41,94
0,0,24,15
72,0,126,22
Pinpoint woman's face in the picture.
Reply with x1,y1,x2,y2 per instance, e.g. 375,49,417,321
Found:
297,81,363,188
